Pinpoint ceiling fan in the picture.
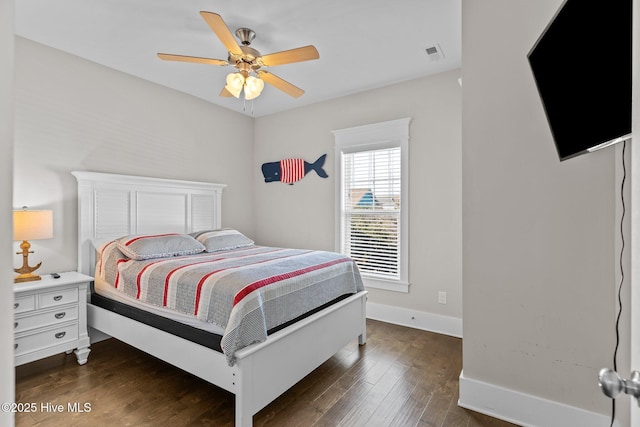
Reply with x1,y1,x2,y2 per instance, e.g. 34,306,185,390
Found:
158,11,319,100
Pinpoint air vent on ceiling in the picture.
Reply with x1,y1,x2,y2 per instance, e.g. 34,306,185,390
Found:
424,44,444,61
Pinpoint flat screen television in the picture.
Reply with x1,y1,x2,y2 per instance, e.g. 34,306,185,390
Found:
528,0,632,161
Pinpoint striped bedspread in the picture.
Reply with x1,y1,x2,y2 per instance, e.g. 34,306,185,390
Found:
96,243,364,365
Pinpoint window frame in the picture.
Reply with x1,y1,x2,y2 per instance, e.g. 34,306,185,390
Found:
332,118,410,293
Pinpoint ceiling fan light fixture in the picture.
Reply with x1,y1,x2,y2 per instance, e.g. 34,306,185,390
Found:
244,76,264,100
225,72,244,98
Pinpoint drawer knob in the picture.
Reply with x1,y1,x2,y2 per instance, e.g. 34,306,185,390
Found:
54,312,66,319
54,332,66,339
14,303,18,309
14,322,17,329
14,344,18,350
53,295,63,302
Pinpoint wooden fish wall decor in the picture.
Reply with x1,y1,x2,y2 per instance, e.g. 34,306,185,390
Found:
262,154,328,185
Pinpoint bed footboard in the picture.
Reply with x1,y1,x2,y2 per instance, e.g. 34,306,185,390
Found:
233,291,367,426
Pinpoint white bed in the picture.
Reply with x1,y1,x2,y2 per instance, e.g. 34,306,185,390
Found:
72,171,367,427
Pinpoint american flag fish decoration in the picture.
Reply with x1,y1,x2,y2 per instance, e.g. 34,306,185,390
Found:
261,154,329,184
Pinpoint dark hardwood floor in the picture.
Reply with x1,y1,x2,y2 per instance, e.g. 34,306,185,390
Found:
15,320,518,426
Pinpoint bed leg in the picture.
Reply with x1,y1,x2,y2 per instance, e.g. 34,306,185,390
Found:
234,366,254,427
235,395,254,427
358,294,367,345
235,403,253,427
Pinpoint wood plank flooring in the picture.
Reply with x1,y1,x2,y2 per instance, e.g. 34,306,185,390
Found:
15,320,518,427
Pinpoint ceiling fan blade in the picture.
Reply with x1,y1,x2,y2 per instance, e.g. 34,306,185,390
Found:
260,45,319,67
199,11,242,56
157,53,228,66
257,70,305,98
219,86,233,97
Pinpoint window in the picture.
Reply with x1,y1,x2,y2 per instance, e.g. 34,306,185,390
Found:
333,118,410,292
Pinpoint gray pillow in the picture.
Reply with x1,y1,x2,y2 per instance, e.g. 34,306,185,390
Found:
116,233,205,260
190,229,254,252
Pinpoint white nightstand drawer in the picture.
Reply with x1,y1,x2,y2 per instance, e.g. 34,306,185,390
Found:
38,288,78,308
15,323,79,356
15,306,79,334
14,295,35,314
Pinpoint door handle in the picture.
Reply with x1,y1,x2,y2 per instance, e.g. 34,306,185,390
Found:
599,368,640,405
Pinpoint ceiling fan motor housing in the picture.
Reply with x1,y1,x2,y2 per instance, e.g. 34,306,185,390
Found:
229,46,262,71
235,28,256,45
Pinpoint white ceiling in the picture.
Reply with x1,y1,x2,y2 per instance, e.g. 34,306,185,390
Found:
14,0,461,117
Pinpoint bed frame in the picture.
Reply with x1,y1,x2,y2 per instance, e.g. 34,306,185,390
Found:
72,171,367,427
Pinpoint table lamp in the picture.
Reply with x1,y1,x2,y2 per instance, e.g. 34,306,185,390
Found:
13,208,53,283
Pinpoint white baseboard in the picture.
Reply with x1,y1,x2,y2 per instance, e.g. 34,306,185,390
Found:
458,371,617,427
366,301,463,338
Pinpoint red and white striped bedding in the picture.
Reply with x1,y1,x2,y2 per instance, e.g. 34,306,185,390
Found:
96,241,364,365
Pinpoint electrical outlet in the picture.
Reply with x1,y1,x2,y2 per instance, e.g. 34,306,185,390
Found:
438,291,447,304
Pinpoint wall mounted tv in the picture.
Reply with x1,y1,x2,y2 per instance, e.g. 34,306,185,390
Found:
528,0,632,161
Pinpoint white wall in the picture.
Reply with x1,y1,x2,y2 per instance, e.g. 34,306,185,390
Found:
254,69,463,325
1,0,15,425
461,0,621,424
13,37,256,275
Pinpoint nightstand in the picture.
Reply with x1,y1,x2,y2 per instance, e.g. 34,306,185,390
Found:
13,271,92,366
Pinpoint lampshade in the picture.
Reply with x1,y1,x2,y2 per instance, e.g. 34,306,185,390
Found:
14,210,53,241
244,76,265,100
225,72,245,98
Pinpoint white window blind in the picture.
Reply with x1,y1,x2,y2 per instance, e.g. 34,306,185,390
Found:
342,147,401,280
333,117,410,292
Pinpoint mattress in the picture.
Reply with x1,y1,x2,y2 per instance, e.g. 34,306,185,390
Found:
94,276,224,334
91,290,224,351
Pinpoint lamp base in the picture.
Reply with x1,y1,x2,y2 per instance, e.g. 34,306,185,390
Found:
14,240,43,283
14,273,42,283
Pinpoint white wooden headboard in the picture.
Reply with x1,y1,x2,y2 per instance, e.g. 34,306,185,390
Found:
72,171,226,277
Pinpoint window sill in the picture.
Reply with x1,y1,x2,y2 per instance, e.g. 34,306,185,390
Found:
362,277,409,293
